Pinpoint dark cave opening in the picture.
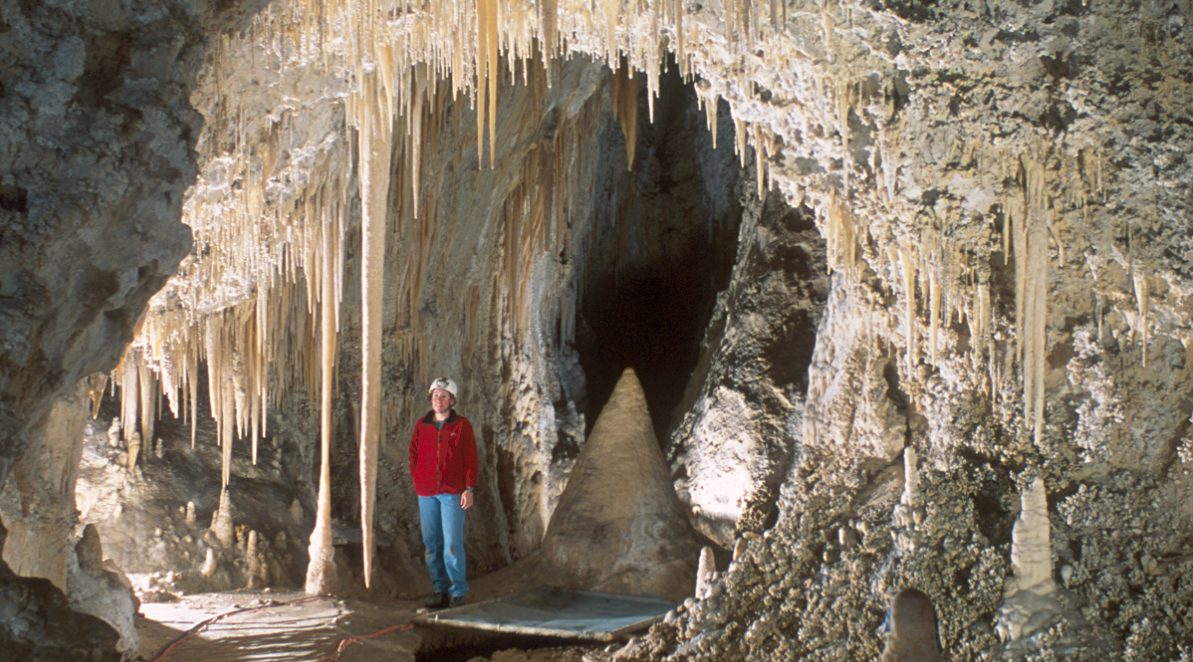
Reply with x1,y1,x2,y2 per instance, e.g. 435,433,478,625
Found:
574,58,742,446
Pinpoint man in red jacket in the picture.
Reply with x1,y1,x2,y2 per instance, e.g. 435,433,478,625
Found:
409,377,478,610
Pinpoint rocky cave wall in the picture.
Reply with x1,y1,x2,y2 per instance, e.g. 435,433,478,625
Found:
2,0,1193,660
0,0,269,657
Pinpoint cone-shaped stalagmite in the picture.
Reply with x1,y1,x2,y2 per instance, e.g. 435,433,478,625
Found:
542,368,699,601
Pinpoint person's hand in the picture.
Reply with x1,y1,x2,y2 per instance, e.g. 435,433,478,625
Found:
461,490,474,510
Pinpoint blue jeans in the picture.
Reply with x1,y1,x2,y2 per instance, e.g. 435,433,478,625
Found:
418,494,468,597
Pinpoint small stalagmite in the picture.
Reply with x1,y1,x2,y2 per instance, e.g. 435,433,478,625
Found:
1008,476,1053,593
127,431,141,471
246,530,268,590
76,524,105,578
996,476,1063,643
694,546,716,599
200,548,217,578
211,490,234,548
541,368,700,601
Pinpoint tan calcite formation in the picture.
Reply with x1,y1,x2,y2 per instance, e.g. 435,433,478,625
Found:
540,368,700,601
75,524,105,579
474,369,701,603
0,385,88,590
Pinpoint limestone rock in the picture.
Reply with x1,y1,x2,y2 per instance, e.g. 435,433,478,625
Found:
65,541,140,660
3,0,1193,658
0,558,120,662
0,386,88,590
76,525,105,578
881,588,942,662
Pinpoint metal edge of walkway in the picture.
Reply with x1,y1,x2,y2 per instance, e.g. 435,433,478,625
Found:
413,586,678,642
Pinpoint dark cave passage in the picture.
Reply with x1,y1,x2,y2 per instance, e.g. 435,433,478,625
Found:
573,59,743,446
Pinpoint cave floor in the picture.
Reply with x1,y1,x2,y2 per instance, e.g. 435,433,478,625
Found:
134,587,605,662
136,590,422,662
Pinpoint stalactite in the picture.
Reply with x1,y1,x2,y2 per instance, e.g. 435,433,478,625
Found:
734,116,748,170
610,59,638,169
475,0,490,166
754,123,766,197
821,2,834,63
901,245,918,375
834,80,851,193
541,0,558,79
928,255,940,367
1018,155,1049,445
1133,268,1149,367
485,0,499,167
605,0,619,63
675,0,685,76
357,64,393,590
86,373,107,419
976,261,993,390
188,335,198,448
825,192,856,277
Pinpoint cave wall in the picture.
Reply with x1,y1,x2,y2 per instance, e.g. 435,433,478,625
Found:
0,0,269,655
0,0,210,490
652,0,1193,658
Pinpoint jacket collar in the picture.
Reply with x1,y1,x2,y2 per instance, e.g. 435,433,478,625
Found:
422,410,457,426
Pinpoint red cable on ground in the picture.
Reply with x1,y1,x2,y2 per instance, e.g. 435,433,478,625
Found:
312,622,415,662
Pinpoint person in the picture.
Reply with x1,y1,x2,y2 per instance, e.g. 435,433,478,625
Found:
881,587,943,662
409,377,478,610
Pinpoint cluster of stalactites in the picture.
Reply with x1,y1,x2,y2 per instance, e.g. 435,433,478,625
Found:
863,142,1112,446
116,0,805,477
781,77,1115,449
105,0,1168,593
120,127,351,487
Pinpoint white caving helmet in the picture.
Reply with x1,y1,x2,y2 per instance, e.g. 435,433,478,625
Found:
428,377,458,398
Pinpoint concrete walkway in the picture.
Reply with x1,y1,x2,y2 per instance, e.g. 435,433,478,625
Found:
137,591,421,662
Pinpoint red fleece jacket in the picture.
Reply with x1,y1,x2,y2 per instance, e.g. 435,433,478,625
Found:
409,411,478,496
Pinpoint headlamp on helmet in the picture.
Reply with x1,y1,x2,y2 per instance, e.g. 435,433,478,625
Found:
428,377,458,398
